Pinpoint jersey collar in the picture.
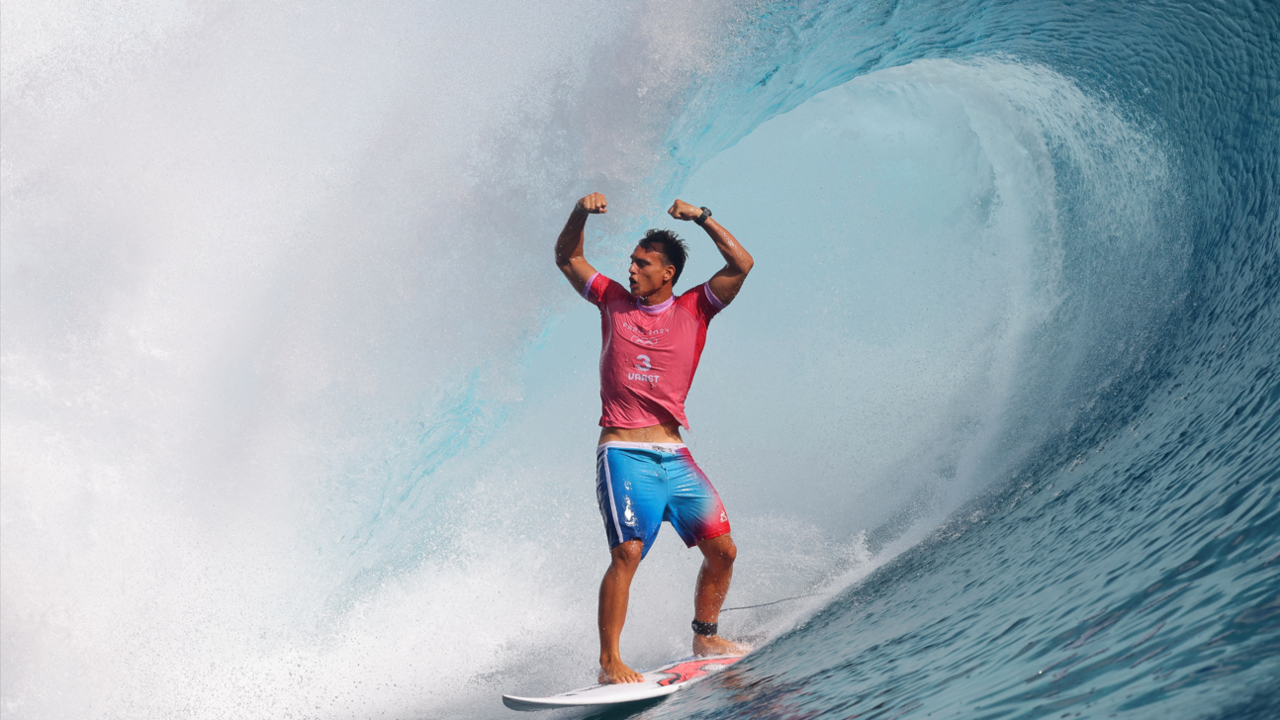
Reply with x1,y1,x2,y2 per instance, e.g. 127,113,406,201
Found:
635,294,674,314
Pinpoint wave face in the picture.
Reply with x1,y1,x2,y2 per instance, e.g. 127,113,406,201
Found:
1,0,1276,718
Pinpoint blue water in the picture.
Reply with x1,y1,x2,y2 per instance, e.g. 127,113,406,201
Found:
1,0,1276,718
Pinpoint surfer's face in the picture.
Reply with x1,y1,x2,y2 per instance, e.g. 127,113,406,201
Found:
628,245,675,299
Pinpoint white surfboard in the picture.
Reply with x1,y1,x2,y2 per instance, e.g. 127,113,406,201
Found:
502,655,742,711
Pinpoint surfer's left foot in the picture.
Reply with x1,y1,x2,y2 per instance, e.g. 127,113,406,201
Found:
693,634,750,657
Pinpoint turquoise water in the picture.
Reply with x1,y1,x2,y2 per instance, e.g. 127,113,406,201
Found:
1,0,1275,718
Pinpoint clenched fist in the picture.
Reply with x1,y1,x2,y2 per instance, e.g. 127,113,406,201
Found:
668,199,702,221
577,193,608,214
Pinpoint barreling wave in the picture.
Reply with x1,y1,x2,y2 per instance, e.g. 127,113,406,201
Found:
1,0,1275,718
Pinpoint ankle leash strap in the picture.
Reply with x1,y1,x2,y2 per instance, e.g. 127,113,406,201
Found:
691,619,718,636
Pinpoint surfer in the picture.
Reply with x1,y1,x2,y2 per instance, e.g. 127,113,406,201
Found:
555,192,754,684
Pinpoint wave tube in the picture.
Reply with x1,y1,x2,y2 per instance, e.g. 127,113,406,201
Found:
3,0,1276,718
676,58,1187,541
644,0,1280,717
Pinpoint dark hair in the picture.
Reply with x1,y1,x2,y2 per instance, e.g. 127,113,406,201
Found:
638,229,689,285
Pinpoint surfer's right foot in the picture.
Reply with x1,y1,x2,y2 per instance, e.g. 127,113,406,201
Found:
693,633,751,657
599,657,645,684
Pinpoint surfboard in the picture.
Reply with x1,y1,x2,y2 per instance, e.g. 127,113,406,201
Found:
501,655,742,711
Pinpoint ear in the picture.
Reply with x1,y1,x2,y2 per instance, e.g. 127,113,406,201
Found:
663,263,676,285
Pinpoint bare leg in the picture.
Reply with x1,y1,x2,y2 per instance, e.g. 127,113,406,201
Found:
598,540,645,683
692,534,750,656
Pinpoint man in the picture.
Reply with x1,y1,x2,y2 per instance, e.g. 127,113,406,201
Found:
555,192,754,684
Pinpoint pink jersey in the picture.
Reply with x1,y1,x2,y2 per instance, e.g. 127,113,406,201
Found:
583,272,726,428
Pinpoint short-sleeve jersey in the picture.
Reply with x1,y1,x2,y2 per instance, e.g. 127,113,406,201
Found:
582,273,726,428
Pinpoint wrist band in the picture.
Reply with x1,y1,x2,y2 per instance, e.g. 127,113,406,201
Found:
695,207,712,226
691,619,718,636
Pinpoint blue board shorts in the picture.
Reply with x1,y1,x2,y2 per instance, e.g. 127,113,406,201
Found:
595,442,731,559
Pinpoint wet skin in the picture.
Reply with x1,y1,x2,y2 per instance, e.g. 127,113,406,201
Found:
598,535,749,684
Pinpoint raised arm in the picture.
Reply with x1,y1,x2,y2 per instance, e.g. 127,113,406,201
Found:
555,193,606,296
668,199,754,306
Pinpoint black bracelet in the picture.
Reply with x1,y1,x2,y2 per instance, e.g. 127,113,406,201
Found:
691,619,718,636
695,206,712,226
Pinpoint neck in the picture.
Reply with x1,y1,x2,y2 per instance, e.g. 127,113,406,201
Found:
639,286,674,306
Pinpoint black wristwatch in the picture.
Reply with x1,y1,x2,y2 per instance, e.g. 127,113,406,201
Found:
695,206,712,226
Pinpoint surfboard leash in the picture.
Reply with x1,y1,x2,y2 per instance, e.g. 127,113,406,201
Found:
720,592,824,613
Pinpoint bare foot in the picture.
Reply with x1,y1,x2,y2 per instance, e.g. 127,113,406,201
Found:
693,634,751,657
598,657,645,684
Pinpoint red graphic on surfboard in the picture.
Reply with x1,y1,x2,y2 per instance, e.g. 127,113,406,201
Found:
502,654,746,710
655,657,741,687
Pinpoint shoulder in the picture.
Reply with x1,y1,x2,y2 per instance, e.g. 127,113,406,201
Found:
675,283,726,323
585,274,634,306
